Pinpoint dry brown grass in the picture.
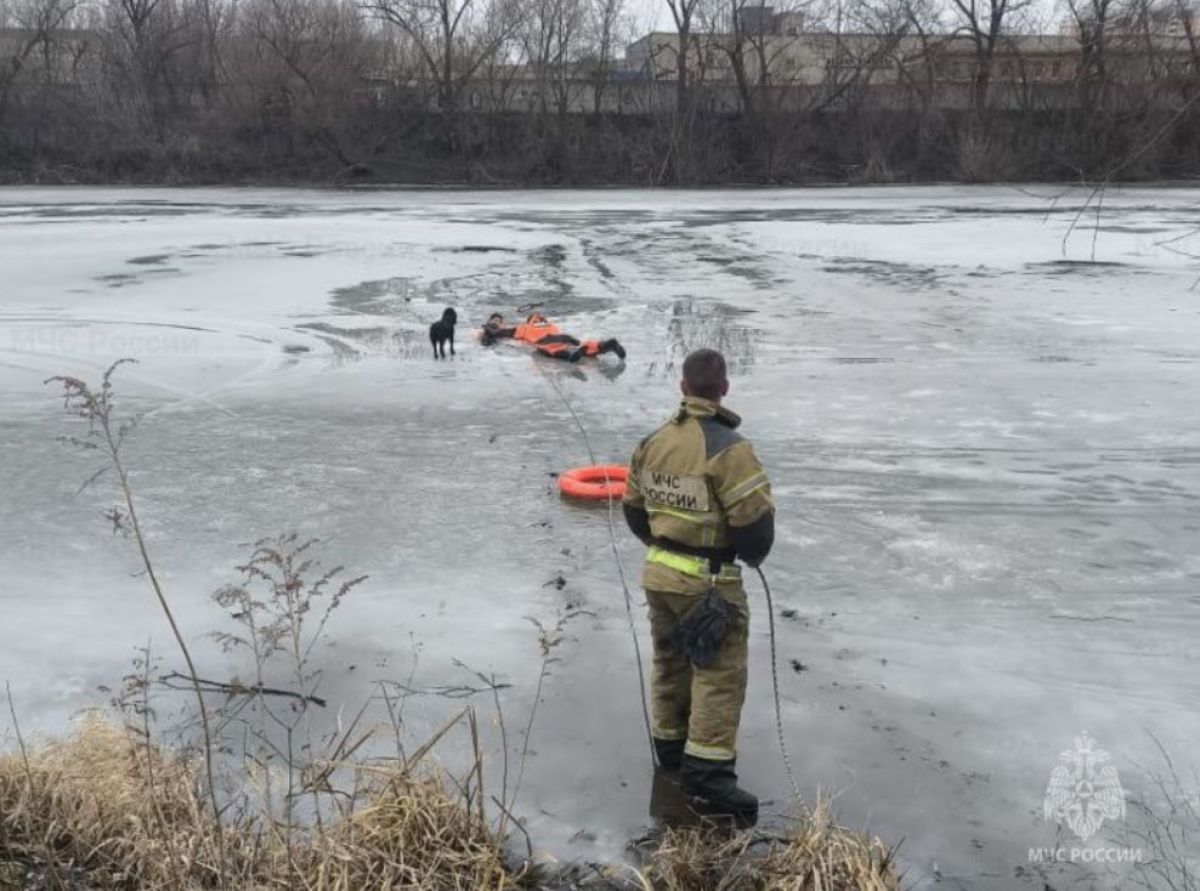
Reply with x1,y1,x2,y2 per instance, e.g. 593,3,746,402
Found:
296,771,515,889
635,801,901,891
0,714,907,891
0,712,522,890
0,712,225,889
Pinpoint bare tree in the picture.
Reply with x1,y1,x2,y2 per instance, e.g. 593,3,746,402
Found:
665,0,703,111
187,0,235,106
945,0,1033,112
363,0,518,112
1175,0,1199,67
700,0,803,176
101,0,201,130
520,0,585,119
802,0,907,114
1066,0,1124,114
890,0,951,109
0,0,78,129
581,0,625,112
242,0,368,166
511,0,584,174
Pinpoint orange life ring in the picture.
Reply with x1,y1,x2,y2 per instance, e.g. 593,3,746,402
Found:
558,465,628,501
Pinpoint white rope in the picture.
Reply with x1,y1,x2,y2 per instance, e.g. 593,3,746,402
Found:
755,565,802,802
540,369,659,767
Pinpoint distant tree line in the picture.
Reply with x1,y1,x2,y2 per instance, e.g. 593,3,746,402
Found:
0,0,1198,184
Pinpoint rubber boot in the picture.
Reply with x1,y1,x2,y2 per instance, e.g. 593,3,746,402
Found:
600,338,626,360
680,754,758,821
653,737,685,771
566,346,585,363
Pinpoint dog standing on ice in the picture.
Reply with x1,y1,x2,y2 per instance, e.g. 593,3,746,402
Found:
429,307,457,359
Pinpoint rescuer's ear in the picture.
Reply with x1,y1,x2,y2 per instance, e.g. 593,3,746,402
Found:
680,379,690,398
720,378,729,398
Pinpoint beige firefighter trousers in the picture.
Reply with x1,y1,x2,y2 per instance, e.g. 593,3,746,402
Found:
646,583,749,761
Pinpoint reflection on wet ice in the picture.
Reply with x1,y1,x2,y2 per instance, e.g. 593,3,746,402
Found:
647,768,758,832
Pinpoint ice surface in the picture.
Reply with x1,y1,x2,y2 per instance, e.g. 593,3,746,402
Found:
2,185,1199,888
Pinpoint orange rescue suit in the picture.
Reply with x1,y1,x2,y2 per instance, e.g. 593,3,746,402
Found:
513,319,562,343
513,318,600,359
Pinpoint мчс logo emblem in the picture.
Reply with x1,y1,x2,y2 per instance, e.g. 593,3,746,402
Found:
1043,732,1126,842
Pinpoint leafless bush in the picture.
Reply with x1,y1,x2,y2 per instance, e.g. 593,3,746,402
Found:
212,533,366,699
1119,737,1200,891
45,359,226,874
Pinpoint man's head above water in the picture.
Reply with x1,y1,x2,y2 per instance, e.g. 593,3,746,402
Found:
681,348,729,403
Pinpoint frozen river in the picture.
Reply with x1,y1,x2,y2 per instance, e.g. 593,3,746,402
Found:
2,186,1199,888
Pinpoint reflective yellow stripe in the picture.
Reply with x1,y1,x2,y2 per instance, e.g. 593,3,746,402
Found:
645,547,703,574
647,505,718,525
653,726,688,741
721,472,768,507
684,740,736,761
720,471,767,501
646,546,741,581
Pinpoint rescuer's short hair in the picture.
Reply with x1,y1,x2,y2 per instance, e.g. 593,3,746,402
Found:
682,349,727,400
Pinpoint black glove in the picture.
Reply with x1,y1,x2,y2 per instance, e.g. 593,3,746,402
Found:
729,512,774,568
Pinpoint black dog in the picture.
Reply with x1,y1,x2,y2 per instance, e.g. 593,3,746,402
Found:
429,307,457,359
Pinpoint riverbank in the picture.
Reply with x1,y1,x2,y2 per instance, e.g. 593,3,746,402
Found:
0,713,900,890
4,108,1200,189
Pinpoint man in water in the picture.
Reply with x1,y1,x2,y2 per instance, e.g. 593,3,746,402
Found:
622,348,774,821
480,312,626,362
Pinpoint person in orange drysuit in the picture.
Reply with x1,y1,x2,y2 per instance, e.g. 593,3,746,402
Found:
480,312,626,363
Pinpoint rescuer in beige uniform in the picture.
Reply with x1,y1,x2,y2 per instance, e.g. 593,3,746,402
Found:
623,348,774,820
